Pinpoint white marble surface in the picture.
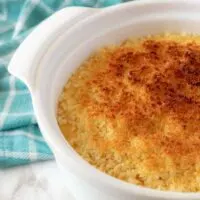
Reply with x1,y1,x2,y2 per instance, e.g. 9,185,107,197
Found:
0,161,75,200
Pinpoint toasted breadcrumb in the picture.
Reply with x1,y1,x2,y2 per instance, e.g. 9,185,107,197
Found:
57,34,200,192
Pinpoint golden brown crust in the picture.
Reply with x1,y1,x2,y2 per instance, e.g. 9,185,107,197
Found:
57,34,200,192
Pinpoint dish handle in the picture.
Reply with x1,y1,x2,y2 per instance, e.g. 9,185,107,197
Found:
8,7,99,92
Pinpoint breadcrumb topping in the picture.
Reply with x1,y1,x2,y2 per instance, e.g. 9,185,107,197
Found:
57,34,200,192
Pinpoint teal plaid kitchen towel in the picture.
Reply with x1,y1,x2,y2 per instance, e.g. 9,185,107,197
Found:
0,0,122,168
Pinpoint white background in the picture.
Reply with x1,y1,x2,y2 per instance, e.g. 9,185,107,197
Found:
0,161,75,200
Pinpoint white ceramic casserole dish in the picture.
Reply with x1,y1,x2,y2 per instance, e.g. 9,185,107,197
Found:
8,0,200,199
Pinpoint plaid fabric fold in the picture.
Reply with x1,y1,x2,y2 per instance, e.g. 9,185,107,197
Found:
0,0,122,168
